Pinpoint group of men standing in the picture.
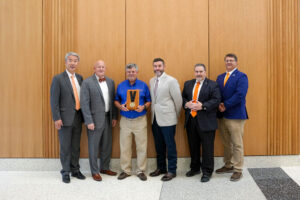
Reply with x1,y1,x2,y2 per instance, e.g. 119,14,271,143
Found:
50,52,248,184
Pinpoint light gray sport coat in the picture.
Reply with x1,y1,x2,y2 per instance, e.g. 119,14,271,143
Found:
149,73,182,126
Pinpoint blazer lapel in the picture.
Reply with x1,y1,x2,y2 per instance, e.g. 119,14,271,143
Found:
224,69,238,89
63,71,75,99
198,79,208,101
156,73,167,100
92,75,105,102
75,73,82,85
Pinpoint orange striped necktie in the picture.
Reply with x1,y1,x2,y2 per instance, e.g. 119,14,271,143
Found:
71,75,80,110
191,81,200,118
224,72,230,86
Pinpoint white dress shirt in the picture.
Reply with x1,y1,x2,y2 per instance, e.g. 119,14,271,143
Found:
95,74,109,112
192,78,205,100
66,69,81,100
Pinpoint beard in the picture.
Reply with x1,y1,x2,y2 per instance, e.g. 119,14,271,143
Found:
154,70,164,77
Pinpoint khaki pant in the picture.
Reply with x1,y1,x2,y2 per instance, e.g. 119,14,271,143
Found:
218,118,246,172
120,115,147,174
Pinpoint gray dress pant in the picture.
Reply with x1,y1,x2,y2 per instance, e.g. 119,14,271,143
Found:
87,113,112,175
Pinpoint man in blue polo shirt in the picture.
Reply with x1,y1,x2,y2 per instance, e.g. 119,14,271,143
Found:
114,63,151,181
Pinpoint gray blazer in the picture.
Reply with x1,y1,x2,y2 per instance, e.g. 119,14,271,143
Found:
149,73,182,126
50,71,83,126
80,75,117,129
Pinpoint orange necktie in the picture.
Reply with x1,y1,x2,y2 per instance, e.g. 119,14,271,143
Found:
191,82,200,118
71,75,80,110
224,72,230,86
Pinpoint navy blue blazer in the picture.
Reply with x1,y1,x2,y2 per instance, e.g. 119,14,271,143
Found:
216,69,248,119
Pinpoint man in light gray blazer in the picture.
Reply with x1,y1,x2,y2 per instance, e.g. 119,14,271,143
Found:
149,58,182,181
80,60,118,181
50,52,85,183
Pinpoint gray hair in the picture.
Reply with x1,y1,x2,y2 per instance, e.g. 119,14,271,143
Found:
194,63,206,71
65,52,80,62
125,63,138,71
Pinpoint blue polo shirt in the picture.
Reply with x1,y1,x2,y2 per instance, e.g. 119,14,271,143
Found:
115,79,151,119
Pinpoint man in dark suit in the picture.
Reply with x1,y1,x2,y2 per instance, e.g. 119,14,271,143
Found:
80,60,118,181
50,52,85,183
182,63,221,182
215,53,248,182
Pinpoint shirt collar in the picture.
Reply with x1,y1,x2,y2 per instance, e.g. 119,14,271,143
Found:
226,67,237,75
66,69,75,78
195,78,205,85
127,78,138,86
156,72,165,81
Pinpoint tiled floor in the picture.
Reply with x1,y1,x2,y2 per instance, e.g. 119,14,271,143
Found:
0,156,299,200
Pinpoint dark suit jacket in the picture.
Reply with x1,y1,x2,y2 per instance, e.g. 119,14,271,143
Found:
80,75,117,129
50,71,83,126
182,78,221,131
216,69,248,119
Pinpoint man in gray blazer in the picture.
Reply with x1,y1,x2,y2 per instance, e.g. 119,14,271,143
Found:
80,60,118,181
149,58,182,181
50,52,85,183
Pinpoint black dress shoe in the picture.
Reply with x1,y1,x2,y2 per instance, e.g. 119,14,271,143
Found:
71,171,86,180
201,174,211,182
62,174,70,183
149,169,167,177
137,172,147,181
118,172,130,180
186,170,201,177
161,173,176,181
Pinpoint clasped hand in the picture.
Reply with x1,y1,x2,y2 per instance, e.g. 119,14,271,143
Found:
186,100,202,111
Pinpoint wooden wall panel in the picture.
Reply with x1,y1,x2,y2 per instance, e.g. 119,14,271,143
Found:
267,0,299,155
126,0,209,157
209,0,269,155
0,0,43,157
75,0,125,158
43,0,77,157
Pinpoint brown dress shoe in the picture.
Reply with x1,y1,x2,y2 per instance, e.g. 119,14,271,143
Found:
230,172,242,181
137,172,147,181
117,172,130,180
215,166,234,174
100,169,117,176
161,173,176,181
92,173,102,181
149,169,167,177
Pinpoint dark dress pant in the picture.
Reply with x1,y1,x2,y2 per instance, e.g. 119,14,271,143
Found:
152,115,177,174
186,116,215,176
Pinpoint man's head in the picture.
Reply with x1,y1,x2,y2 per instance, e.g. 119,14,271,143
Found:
224,53,238,72
194,63,207,82
65,52,80,74
153,58,165,77
94,60,106,78
125,63,138,84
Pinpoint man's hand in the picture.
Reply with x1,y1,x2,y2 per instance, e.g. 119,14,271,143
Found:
219,103,226,112
120,104,129,111
55,120,63,130
112,119,117,127
191,101,202,111
135,105,145,113
87,123,95,130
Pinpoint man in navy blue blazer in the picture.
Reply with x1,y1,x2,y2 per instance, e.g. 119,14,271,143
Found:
215,53,248,182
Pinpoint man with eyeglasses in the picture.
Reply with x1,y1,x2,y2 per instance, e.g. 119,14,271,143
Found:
215,53,249,181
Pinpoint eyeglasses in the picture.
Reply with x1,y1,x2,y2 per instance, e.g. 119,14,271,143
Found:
225,60,236,63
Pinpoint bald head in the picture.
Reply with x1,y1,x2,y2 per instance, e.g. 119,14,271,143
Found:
94,60,106,78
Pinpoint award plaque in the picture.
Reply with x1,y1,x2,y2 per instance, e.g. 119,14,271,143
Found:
126,90,139,110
